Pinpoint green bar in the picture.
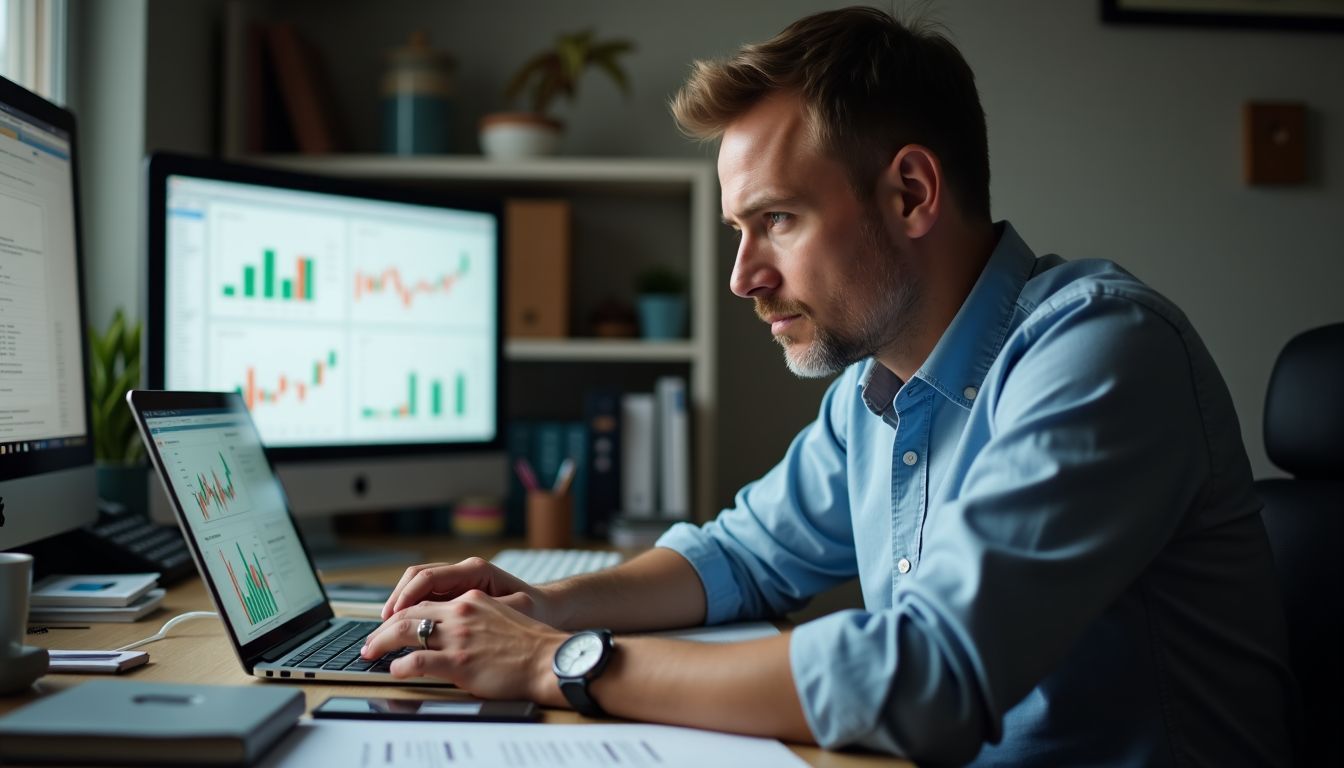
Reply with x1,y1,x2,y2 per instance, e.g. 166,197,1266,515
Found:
243,266,255,297
408,373,417,416
223,285,236,297
362,407,375,418
328,351,336,368
459,251,469,275
264,249,276,298
282,279,292,299
431,381,442,416
456,374,465,415
304,259,313,301
244,592,255,620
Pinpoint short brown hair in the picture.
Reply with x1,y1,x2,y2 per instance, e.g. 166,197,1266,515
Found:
672,6,990,220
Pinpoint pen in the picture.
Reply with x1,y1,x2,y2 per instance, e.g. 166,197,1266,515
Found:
553,458,577,494
514,458,540,492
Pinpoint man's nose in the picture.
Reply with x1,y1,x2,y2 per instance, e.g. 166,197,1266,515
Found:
729,234,780,299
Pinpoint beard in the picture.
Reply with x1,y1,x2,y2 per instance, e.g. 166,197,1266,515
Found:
755,211,920,379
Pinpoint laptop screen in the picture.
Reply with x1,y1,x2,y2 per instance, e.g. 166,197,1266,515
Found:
141,403,326,644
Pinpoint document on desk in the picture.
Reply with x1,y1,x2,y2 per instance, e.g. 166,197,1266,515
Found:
259,719,809,768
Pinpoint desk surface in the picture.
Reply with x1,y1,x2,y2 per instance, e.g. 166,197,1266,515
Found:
4,536,909,767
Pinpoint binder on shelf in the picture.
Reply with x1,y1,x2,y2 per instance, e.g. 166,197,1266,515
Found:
564,422,590,539
656,376,690,520
506,200,572,339
584,391,622,538
505,420,533,536
620,393,658,519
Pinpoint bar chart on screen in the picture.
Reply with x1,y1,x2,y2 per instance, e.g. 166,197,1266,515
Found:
208,202,344,322
219,534,285,626
351,333,495,443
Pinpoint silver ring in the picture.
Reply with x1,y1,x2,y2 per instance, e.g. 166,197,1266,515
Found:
417,618,436,650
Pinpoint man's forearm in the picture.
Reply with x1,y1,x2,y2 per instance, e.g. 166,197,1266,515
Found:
533,631,814,744
540,547,707,632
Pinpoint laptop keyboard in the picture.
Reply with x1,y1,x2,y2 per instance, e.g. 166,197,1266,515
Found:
281,620,410,673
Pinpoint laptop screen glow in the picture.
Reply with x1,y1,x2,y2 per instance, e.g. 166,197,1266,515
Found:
142,404,326,644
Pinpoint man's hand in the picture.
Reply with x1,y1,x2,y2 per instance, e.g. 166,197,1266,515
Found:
363,590,569,705
381,557,558,625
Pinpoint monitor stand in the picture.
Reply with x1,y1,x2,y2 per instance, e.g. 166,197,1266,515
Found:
296,518,420,573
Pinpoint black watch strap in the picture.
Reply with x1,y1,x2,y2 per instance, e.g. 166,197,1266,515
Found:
555,629,614,718
560,677,607,718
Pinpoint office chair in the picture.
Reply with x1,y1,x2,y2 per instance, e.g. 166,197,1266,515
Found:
1254,322,1344,767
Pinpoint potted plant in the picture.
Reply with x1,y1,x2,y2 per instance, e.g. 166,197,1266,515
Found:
635,266,688,340
88,309,147,514
480,29,634,159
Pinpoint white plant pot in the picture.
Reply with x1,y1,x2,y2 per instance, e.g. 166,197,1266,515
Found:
479,113,563,159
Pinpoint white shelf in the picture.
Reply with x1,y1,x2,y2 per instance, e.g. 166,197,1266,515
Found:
249,155,714,192
506,338,698,363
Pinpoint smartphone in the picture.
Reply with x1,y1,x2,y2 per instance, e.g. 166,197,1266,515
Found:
312,696,541,722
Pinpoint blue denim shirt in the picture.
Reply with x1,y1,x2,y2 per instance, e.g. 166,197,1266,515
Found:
658,222,1294,766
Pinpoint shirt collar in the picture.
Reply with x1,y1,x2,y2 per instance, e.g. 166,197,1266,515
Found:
860,221,1037,415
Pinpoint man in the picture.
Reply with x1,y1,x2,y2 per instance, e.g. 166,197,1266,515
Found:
361,8,1295,765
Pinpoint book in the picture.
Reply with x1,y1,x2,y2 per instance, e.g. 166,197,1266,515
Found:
656,376,691,520
31,572,159,607
0,680,304,766
621,393,658,519
583,391,622,539
46,650,150,674
28,588,165,623
505,199,572,338
266,23,341,154
564,421,589,539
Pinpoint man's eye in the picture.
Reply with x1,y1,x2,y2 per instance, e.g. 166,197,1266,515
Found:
766,212,792,227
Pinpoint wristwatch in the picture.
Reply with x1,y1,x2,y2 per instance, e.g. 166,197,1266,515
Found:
552,629,615,717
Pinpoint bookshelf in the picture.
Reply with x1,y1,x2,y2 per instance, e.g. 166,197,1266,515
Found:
247,154,720,524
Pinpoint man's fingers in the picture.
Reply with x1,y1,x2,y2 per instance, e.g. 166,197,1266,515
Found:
389,558,499,615
362,616,425,659
383,564,439,620
390,649,458,681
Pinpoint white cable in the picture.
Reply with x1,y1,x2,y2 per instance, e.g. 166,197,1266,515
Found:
114,611,220,652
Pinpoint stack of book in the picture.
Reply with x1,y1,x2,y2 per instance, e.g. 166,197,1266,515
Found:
28,573,165,623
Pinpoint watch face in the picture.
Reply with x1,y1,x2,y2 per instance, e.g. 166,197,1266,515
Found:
554,632,605,677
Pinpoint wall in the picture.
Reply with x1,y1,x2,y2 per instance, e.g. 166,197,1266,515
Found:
91,0,1343,504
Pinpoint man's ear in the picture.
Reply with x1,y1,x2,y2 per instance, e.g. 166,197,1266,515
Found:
876,145,940,240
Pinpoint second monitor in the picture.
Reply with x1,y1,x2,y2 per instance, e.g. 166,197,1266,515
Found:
144,154,505,518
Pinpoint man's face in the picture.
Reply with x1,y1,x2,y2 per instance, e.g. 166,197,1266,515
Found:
718,95,921,378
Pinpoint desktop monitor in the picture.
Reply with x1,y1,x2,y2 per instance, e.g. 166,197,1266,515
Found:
144,153,506,524
0,75,98,549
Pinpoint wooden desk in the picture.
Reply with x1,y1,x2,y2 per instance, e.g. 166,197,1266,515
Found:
4,536,909,767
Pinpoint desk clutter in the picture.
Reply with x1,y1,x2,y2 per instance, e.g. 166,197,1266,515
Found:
0,680,304,766
28,572,165,623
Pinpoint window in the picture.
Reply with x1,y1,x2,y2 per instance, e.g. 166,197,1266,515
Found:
1,0,66,103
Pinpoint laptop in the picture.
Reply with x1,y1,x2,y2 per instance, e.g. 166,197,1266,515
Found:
127,389,438,685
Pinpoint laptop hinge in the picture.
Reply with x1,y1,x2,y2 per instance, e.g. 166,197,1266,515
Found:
260,619,332,662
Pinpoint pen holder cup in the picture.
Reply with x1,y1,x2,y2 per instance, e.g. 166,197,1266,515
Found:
526,491,572,550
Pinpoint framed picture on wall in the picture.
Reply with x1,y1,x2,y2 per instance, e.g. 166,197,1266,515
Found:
1101,0,1344,32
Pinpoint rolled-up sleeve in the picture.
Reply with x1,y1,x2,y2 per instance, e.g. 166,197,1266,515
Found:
656,367,861,625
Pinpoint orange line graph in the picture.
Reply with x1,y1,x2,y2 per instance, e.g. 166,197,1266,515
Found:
353,265,465,308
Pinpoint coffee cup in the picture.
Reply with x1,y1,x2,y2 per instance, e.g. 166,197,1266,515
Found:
0,552,49,694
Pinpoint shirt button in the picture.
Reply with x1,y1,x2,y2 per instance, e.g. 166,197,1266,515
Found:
897,557,911,574
963,386,978,400
902,450,918,466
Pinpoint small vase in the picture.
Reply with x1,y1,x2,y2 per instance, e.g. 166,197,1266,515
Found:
636,294,687,340
479,112,563,159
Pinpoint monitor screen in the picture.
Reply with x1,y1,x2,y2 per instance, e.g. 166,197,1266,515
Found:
0,75,96,548
151,161,501,454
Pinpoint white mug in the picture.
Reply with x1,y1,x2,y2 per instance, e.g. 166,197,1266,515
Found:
0,552,48,694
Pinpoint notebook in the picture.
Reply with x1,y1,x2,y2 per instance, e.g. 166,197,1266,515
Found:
126,389,437,685
0,680,303,766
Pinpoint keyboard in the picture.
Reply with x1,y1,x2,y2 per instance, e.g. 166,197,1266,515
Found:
281,620,409,673
491,549,622,585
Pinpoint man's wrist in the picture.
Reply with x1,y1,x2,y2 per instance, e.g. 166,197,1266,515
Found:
531,631,569,708
534,582,576,629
